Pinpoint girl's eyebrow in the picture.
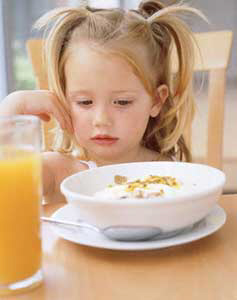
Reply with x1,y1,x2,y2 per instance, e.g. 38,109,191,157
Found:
68,90,91,97
68,89,139,98
67,90,139,99
111,90,139,94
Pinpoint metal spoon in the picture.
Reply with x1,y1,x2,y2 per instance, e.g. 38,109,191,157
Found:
41,216,164,241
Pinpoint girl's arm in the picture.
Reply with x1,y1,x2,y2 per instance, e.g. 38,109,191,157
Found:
0,90,72,132
42,152,88,203
0,90,74,202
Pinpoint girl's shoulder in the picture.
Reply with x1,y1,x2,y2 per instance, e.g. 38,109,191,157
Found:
42,151,91,203
78,160,97,169
150,151,175,162
42,151,89,176
157,155,176,162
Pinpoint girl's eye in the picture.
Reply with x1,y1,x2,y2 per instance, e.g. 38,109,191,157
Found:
113,100,133,106
76,100,93,106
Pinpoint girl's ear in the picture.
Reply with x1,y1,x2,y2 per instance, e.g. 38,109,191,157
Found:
150,84,169,117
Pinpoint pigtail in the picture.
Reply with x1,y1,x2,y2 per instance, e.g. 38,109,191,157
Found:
34,7,89,99
34,6,124,100
138,1,207,161
139,0,165,16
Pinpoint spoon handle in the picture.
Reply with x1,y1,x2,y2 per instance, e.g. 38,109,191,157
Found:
41,216,100,232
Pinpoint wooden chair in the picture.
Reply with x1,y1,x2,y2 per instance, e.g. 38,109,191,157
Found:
185,30,233,170
26,30,233,168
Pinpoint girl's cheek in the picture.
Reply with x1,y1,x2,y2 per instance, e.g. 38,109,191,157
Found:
71,109,81,124
73,118,88,137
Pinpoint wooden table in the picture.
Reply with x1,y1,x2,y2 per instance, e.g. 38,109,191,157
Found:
3,194,237,300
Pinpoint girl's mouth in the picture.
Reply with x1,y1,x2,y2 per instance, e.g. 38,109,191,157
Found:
91,135,119,145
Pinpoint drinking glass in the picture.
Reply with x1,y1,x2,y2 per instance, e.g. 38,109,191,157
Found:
0,115,43,295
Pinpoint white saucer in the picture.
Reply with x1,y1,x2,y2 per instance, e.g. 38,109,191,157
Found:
47,204,226,251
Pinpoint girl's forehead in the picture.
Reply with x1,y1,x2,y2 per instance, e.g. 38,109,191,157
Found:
65,44,143,84
67,43,132,69
67,41,150,70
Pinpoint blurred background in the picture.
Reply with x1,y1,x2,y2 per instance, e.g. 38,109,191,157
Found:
0,0,236,192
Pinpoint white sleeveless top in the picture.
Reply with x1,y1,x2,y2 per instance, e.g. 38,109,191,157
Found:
79,160,97,169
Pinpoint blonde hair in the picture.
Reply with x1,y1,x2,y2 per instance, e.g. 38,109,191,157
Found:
34,1,206,161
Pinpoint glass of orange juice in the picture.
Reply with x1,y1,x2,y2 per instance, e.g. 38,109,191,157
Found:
0,115,43,295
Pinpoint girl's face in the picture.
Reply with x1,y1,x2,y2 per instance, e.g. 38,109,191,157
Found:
65,44,164,165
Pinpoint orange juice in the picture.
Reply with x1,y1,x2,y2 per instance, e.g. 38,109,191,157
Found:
0,147,42,285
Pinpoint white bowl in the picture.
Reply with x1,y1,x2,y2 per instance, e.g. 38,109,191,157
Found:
60,162,225,233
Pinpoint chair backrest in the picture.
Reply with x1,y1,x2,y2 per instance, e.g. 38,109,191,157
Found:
26,30,233,168
26,39,48,89
186,30,233,169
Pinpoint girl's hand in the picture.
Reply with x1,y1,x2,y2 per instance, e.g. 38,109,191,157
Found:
0,90,73,133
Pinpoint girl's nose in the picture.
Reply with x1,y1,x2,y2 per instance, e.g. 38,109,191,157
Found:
92,107,112,127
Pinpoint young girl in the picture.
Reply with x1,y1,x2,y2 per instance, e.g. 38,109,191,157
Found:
0,0,205,202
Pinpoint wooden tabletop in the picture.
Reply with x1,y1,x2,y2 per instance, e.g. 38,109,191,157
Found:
3,194,237,300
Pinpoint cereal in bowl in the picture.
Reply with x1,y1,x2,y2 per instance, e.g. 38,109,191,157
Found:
94,175,181,200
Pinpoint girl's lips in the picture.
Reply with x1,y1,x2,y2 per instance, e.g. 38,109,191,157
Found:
91,136,119,145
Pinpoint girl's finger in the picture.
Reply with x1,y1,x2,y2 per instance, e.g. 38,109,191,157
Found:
37,113,51,122
38,90,73,134
52,102,73,134
47,103,72,133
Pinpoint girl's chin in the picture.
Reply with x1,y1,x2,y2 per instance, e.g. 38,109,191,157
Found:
87,150,128,164
81,142,142,164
